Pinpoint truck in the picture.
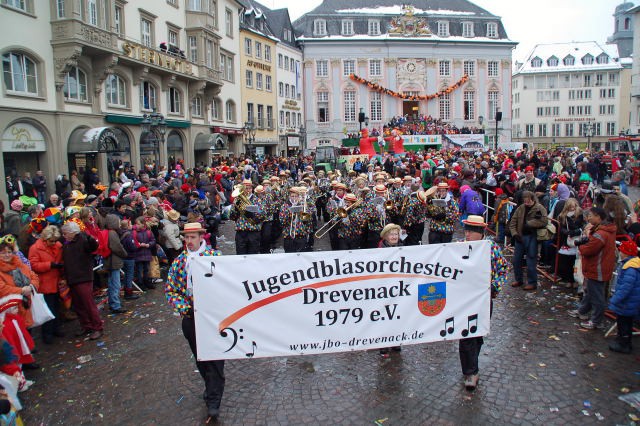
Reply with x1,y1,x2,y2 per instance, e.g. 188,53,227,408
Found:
314,146,348,173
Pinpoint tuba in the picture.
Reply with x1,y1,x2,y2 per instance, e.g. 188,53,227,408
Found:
231,184,255,223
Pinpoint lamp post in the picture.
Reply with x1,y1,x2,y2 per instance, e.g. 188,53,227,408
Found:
585,121,594,152
299,125,306,153
243,121,256,158
358,107,369,133
141,108,167,171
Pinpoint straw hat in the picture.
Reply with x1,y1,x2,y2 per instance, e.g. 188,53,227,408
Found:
181,222,206,234
461,215,488,228
166,210,180,222
345,193,357,203
374,184,387,193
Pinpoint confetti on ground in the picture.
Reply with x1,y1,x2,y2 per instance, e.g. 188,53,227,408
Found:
570,371,577,376
538,363,546,367
149,328,157,334
582,410,590,416
549,407,559,412
583,400,591,408
588,363,596,368
596,352,606,358
374,418,388,425
621,387,631,393
176,395,184,404
548,335,561,341
630,414,640,421
594,412,604,421
528,373,538,380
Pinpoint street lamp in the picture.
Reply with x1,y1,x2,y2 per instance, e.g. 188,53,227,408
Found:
141,108,167,170
585,121,594,152
299,126,306,153
358,107,369,132
243,121,256,158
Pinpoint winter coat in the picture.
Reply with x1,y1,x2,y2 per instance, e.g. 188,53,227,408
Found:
579,223,617,282
62,232,99,285
609,257,640,317
28,238,63,294
458,189,485,215
120,230,137,260
161,219,182,250
0,254,40,327
509,202,548,237
104,214,127,270
132,226,155,262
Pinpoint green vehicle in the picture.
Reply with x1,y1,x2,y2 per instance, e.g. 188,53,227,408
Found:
314,146,347,173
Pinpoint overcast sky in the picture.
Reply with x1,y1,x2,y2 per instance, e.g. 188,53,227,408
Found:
266,0,626,61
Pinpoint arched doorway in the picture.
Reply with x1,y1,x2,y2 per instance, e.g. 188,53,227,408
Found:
2,121,48,181
167,130,184,170
67,126,131,183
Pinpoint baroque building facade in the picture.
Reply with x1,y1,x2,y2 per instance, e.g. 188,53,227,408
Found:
293,0,515,150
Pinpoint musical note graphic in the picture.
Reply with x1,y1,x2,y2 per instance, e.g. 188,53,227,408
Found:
461,314,478,337
439,317,455,337
245,341,257,358
220,327,243,352
204,261,216,277
462,245,472,260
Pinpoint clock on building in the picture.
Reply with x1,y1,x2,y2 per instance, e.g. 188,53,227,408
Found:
406,62,416,73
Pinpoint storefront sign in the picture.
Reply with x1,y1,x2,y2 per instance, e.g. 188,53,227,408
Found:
287,136,300,148
192,241,491,360
122,42,194,76
1,123,46,152
212,126,243,135
554,117,596,122
247,60,271,72
283,99,300,110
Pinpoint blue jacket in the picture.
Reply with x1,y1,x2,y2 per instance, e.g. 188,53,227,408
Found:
609,257,640,317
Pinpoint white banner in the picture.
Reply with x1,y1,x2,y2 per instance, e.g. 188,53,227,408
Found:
401,135,441,146
192,241,491,361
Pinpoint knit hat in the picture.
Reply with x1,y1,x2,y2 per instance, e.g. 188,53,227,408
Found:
556,183,570,200
618,240,638,257
460,185,471,194
10,200,23,211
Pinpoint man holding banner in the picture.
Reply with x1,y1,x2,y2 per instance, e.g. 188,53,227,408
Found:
165,222,225,421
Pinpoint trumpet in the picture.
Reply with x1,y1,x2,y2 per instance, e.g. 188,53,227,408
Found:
299,192,312,222
315,198,362,239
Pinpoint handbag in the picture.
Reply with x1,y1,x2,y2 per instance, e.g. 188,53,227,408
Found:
30,286,55,328
536,222,556,241
149,256,161,279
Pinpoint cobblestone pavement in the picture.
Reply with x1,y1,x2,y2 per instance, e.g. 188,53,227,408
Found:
19,187,640,425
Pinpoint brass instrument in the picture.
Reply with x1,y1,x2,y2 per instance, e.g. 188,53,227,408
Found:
315,198,362,239
299,191,312,222
384,199,395,211
231,184,255,223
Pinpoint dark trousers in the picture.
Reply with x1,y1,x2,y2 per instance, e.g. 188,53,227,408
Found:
366,229,382,248
337,237,361,250
328,229,339,250
260,221,273,254
459,300,492,375
617,315,633,347
235,230,260,255
404,223,425,246
42,293,61,339
70,281,103,332
182,315,225,410
284,237,307,253
578,278,606,325
428,231,453,245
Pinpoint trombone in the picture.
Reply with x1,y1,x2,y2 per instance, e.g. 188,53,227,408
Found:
315,198,362,239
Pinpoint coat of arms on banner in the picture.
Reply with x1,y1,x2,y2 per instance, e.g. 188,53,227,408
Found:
418,282,446,316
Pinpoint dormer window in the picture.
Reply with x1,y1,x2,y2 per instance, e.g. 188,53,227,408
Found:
461,22,474,37
486,22,498,38
547,56,559,66
313,19,327,36
341,19,354,36
368,19,380,36
437,21,449,37
563,55,575,66
597,53,609,64
531,57,542,68
582,54,594,65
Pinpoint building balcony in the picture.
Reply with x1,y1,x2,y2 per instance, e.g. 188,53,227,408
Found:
186,10,218,33
51,19,118,53
198,65,222,85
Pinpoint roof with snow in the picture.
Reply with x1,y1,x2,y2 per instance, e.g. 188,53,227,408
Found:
514,42,623,75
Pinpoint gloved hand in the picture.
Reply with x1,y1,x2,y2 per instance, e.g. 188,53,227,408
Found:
51,262,64,269
573,236,589,246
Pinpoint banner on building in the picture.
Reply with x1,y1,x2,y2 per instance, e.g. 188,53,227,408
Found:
401,134,441,146
192,241,491,360
442,134,486,151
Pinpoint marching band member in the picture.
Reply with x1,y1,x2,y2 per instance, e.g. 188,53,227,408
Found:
298,184,318,251
254,185,275,254
364,184,392,248
315,170,331,223
336,193,366,250
401,175,413,195
401,186,428,246
426,182,459,244
279,187,313,253
326,183,348,250
230,179,265,255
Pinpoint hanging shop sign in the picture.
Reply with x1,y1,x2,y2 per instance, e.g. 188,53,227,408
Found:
122,42,194,76
1,123,46,152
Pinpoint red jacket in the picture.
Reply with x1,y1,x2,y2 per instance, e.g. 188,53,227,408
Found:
28,238,63,294
579,223,617,282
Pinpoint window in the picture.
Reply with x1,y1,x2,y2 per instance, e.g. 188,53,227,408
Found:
606,122,616,136
597,54,609,64
254,41,262,59
280,110,285,126
245,102,254,123
342,19,354,36
264,46,271,62
291,84,296,97
267,106,273,128
585,89,592,99
244,38,252,56
188,36,198,62
290,58,294,72
105,74,126,107
486,22,498,38
191,96,202,117
278,54,283,68
2,52,37,95
584,74,592,87
537,107,543,116
168,28,179,47
88,0,98,26
368,20,380,35
547,56,558,66
168,87,181,114
525,124,534,137
64,66,87,102
313,19,327,36
582,54,594,65
140,81,156,110
285,84,290,98
114,5,123,35
552,123,560,137
439,60,450,77
188,0,202,11
369,59,382,77
439,93,450,120
285,111,290,127
565,123,574,136
488,61,499,77
226,100,235,122
141,18,153,47
256,73,262,90
463,60,475,77
370,92,382,121
488,91,499,120
595,73,604,86
265,74,272,91
211,98,221,120
224,54,233,82
278,82,283,97
245,70,253,87
225,9,233,37
608,88,616,98
317,91,329,123
463,91,475,120
538,124,547,137
437,21,449,37
3,0,27,12
205,39,214,68
344,59,355,76
283,28,292,42
608,105,615,114
257,104,264,128
343,91,356,122
316,60,328,77
284,55,289,71
568,106,576,115
563,55,575,66
462,22,474,37
609,72,618,85
530,57,542,68
56,0,64,18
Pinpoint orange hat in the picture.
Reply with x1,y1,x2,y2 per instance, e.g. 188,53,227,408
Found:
374,184,387,193
334,183,347,191
345,193,357,203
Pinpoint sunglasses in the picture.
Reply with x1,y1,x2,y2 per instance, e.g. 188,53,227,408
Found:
0,235,16,245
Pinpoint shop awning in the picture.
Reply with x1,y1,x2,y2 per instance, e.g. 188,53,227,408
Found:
67,127,131,153
194,133,226,150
